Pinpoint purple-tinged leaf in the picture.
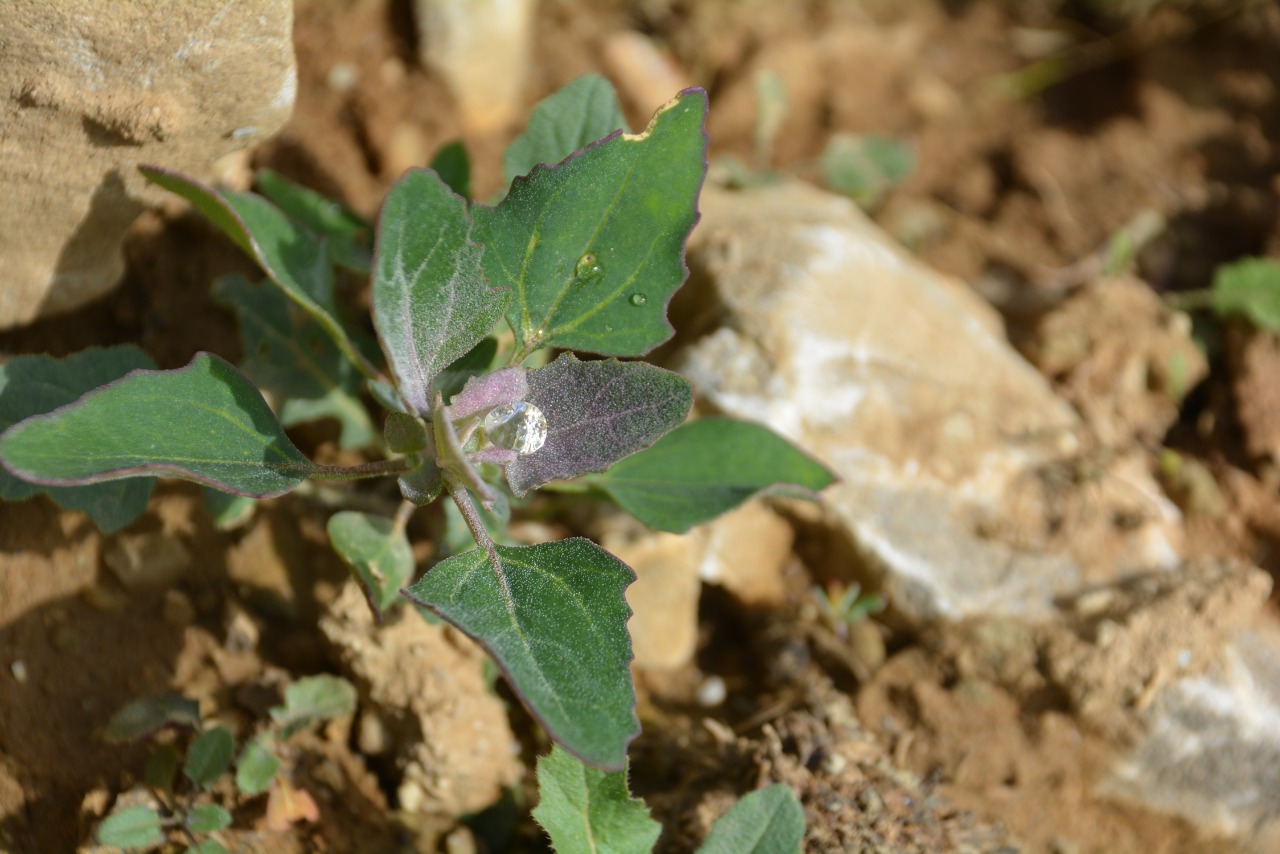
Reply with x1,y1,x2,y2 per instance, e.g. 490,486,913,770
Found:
0,353,312,498
372,169,508,415
404,538,638,770
447,367,528,420
505,354,692,497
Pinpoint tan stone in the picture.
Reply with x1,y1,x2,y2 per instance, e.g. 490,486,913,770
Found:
320,583,520,816
415,0,534,136
0,1,296,329
604,526,701,671
695,500,793,608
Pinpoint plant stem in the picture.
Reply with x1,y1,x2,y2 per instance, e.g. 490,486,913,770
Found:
392,499,414,536
307,457,412,481
448,483,501,568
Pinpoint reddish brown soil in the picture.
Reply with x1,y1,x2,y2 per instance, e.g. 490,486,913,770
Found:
3,1,1279,852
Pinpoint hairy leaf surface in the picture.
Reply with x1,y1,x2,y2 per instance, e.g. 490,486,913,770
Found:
590,417,835,532
696,784,805,854
405,538,638,769
476,89,708,356
505,354,691,497
372,169,508,414
0,353,311,497
503,74,629,186
0,346,156,532
215,274,375,450
328,511,414,616
532,745,659,854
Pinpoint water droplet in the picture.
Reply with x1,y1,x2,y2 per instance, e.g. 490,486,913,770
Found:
574,252,604,285
484,402,548,456
605,325,614,333
629,293,647,306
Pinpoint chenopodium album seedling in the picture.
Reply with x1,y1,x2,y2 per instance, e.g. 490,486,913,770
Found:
0,76,834,777
95,676,356,853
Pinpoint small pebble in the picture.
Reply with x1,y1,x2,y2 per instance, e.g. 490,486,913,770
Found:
10,660,27,683
327,62,359,92
696,674,727,707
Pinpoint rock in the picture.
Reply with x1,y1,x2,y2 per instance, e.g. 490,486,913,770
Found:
602,31,692,119
601,521,701,671
1227,324,1280,463
678,182,1183,624
319,583,520,817
0,1,295,329
1029,276,1208,448
1100,621,1280,844
414,0,534,136
103,531,191,589
694,500,793,608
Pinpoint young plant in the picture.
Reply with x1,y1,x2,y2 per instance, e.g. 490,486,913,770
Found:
96,675,356,853
0,75,832,834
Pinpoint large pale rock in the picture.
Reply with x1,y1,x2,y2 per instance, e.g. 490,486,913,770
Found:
1,1,295,329
320,584,520,816
679,182,1182,624
1101,621,1280,844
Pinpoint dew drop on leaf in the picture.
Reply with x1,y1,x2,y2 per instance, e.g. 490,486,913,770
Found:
574,253,604,286
629,293,647,306
484,402,548,455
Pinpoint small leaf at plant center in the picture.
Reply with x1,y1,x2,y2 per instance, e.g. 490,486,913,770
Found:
236,733,280,796
271,675,357,739
186,803,232,834
405,538,639,770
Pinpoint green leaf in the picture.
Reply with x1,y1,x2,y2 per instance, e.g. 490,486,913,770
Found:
1212,257,1280,333
434,336,499,405
145,744,182,793
372,169,509,415
589,417,835,533
0,346,156,533
202,486,256,531
214,274,376,450
327,511,414,616
405,538,638,770
235,733,281,796
504,353,692,497
139,165,373,377
532,745,660,854
256,168,372,273
184,726,235,788
186,803,232,834
431,140,472,200
475,88,708,357
98,804,164,848
0,353,312,498
105,692,200,742
271,674,357,739
697,784,804,854
820,133,915,209
186,841,230,854
502,74,629,187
